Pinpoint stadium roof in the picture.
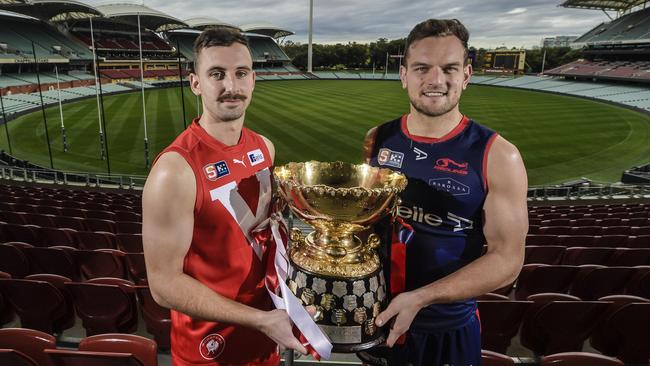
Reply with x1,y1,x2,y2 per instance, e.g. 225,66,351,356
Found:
184,17,240,31
95,3,187,32
560,0,648,11
240,23,294,39
0,0,101,21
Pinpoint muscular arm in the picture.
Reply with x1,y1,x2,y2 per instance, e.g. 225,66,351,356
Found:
261,135,276,163
377,136,528,346
142,152,306,353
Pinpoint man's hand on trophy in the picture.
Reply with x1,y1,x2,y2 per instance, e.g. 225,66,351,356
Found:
374,291,422,347
259,309,308,355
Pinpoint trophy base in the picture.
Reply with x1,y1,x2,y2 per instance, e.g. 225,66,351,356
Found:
287,262,387,353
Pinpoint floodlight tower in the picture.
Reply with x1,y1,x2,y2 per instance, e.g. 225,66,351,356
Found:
308,0,313,73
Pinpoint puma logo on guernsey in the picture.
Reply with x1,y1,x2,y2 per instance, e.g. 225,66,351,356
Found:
434,158,469,175
233,155,246,168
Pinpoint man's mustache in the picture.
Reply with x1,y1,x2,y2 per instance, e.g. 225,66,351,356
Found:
218,94,247,102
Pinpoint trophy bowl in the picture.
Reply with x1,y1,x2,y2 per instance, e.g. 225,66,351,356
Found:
274,161,407,352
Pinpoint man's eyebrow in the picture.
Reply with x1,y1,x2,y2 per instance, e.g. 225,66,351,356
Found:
409,62,430,68
443,62,463,67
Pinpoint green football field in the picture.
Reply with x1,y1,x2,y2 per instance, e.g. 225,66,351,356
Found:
1,80,649,186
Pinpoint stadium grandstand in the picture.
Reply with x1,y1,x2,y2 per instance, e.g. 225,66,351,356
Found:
0,1,649,366
545,0,650,84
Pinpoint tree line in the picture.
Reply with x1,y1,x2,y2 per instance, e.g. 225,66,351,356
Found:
281,39,583,74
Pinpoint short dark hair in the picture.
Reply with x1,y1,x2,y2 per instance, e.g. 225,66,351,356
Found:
192,26,250,70
404,19,469,64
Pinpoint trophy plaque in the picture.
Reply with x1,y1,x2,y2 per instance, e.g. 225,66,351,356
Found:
274,161,407,352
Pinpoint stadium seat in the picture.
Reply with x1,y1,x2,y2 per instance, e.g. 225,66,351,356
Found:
540,226,572,235
525,245,565,265
53,216,86,231
625,267,650,299
0,271,13,325
606,248,650,266
135,286,170,350
628,235,650,248
589,302,650,363
570,226,601,236
557,235,596,247
602,226,631,236
75,249,127,280
0,275,74,333
595,235,629,247
115,210,141,223
515,265,579,300
37,227,79,247
632,226,650,236
65,277,138,336
541,352,624,366
520,295,609,354
78,333,157,366
526,234,558,246
590,295,649,356
0,211,27,224
3,224,40,246
117,234,143,253
60,207,87,219
21,213,56,228
44,349,145,366
84,219,117,234
0,328,56,366
77,231,117,250
116,221,142,235
22,246,78,279
12,203,39,214
477,300,531,353
0,243,31,278
569,265,635,300
85,210,117,221
0,349,39,366
561,247,613,265
481,349,514,366
125,253,147,284
573,218,597,227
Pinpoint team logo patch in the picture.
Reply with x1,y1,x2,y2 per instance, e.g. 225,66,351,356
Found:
199,333,226,360
377,148,404,168
247,149,265,166
434,157,469,175
429,178,470,196
203,161,230,181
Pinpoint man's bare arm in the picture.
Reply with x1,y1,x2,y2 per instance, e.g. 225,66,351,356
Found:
142,152,306,353
377,136,528,346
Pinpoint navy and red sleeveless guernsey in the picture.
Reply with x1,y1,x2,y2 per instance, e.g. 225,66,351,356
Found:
155,118,279,366
367,114,497,364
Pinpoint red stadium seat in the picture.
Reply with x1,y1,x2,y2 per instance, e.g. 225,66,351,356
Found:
570,226,601,236
525,245,565,265
22,246,78,279
135,286,170,350
3,224,40,246
569,266,635,300
520,295,609,354
79,333,157,366
557,235,596,247
77,231,117,250
75,249,127,280
125,253,147,284
0,271,13,325
481,349,514,366
116,222,142,235
606,248,650,266
117,234,143,253
0,275,74,333
526,234,559,246
53,216,86,231
0,349,39,366
590,302,650,363
84,219,117,234
625,267,650,299
44,349,145,366
478,300,531,353
0,243,31,278
65,278,138,336
541,352,624,366
0,328,56,366
628,235,650,248
561,247,613,265
515,265,579,300
594,235,629,247
37,227,79,247
590,295,649,356
85,210,116,221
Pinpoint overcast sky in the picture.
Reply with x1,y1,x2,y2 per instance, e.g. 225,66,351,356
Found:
82,0,614,49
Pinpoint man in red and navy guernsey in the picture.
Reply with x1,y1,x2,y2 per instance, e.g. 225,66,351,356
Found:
360,19,528,366
142,27,308,365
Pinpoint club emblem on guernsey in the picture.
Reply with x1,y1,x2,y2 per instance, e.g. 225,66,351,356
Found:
413,147,428,161
429,178,470,196
203,161,230,181
247,149,265,166
377,148,404,168
199,333,225,360
434,157,469,175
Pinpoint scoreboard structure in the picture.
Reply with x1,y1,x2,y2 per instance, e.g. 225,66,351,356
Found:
483,49,526,75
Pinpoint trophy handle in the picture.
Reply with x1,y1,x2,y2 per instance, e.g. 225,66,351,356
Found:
367,233,381,250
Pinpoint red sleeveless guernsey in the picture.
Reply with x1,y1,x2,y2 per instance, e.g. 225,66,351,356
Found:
157,118,279,366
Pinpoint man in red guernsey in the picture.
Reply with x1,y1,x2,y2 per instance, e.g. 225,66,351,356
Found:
142,27,307,365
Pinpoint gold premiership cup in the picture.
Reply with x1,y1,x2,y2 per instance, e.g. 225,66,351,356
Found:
274,161,407,352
